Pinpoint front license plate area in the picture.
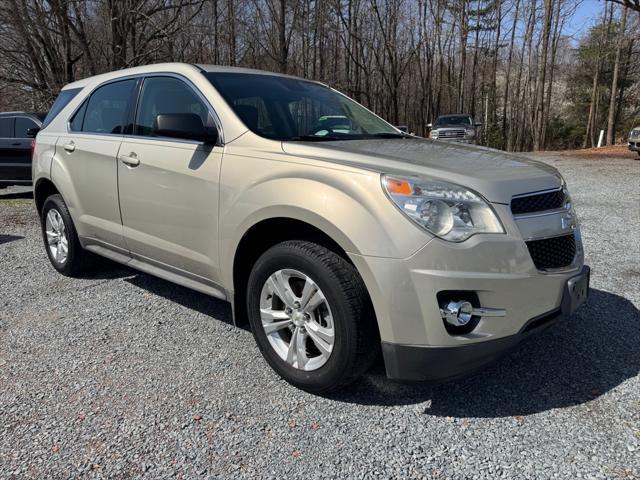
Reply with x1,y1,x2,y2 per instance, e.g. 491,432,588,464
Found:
562,267,590,315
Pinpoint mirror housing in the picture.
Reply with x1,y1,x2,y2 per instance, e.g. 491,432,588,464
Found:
426,123,433,129
474,122,483,127
26,127,40,138
395,125,408,133
153,113,218,144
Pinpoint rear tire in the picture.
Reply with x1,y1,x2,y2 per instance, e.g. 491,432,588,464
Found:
247,240,379,393
40,194,91,276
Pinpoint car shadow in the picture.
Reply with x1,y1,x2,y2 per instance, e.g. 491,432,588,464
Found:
124,272,237,329
0,189,33,200
0,234,25,245
73,260,639,418
331,288,639,417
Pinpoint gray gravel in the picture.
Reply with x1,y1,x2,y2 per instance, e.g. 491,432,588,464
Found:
1,153,639,479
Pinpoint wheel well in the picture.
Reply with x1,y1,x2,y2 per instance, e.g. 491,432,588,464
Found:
34,179,60,214
232,218,353,326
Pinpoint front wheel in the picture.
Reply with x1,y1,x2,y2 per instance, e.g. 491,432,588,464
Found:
247,240,378,393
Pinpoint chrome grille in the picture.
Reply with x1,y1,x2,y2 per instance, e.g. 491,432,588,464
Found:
437,129,465,139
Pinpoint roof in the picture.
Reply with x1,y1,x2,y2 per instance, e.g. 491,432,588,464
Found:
61,62,324,91
0,111,46,121
195,64,321,84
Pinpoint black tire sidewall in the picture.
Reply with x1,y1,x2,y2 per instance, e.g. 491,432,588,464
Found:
247,244,360,393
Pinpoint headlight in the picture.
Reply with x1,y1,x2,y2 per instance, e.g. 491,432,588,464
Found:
465,128,475,138
382,174,504,242
430,131,438,139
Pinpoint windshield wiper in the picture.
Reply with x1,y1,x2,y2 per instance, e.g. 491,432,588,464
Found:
368,132,412,139
289,135,358,142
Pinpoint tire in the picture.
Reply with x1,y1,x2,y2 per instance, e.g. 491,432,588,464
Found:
40,194,90,276
247,240,379,393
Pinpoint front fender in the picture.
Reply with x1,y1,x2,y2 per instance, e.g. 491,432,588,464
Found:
218,145,430,290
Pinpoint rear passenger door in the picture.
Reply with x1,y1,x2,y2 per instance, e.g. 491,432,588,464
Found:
117,75,224,282
12,116,40,181
0,117,17,181
54,78,137,251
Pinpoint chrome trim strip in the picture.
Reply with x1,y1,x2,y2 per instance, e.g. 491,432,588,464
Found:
511,186,563,199
513,207,570,219
522,230,576,242
471,307,506,317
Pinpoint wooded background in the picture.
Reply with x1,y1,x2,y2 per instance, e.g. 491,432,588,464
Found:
0,0,638,151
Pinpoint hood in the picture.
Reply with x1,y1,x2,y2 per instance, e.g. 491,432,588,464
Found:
281,138,561,204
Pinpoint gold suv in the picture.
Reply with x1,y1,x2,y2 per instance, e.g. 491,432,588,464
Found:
32,63,589,392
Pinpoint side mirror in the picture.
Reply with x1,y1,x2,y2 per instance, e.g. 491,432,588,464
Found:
26,127,40,138
474,122,483,127
426,123,433,129
153,113,218,144
395,125,408,133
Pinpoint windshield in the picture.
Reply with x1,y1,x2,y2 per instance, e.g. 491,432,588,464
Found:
434,115,472,127
205,72,401,141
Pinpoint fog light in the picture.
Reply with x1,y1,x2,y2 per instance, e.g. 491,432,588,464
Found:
440,300,506,328
440,300,474,327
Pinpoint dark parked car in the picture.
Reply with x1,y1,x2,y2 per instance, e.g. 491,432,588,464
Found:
0,111,46,188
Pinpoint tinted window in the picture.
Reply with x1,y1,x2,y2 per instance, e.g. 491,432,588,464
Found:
205,72,399,141
135,77,215,138
69,101,88,132
0,117,12,137
434,115,472,127
83,80,135,134
15,117,38,138
42,88,81,128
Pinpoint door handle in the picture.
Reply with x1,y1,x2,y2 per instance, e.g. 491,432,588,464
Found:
119,152,140,167
63,142,76,152
11,142,21,146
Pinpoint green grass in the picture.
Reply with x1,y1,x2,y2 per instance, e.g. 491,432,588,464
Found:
0,198,32,206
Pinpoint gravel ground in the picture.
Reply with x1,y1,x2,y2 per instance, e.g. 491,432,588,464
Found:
1,154,639,479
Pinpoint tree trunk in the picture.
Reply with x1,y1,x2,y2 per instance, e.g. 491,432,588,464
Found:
606,6,628,145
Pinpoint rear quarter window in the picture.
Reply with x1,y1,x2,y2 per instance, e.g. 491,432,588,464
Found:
42,88,82,129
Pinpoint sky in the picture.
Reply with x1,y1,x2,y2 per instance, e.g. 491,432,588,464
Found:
564,0,605,42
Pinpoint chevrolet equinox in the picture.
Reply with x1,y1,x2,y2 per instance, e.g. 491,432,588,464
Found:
32,63,589,393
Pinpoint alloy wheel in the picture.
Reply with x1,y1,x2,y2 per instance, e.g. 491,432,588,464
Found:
45,208,68,264
259,269,335,371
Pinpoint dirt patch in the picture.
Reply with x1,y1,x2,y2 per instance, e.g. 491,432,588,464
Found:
543,145,639,160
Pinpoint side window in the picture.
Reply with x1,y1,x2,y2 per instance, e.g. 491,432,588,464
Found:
15,117,39,138
0,117,13,138
135,77,216,138
82,79,135,135
42,88,81,128
69,101,87,132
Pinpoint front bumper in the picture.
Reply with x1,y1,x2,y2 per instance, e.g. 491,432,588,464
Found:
629,141,640,152
381,266,589,381
348,203,587,381
432,137,473,144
